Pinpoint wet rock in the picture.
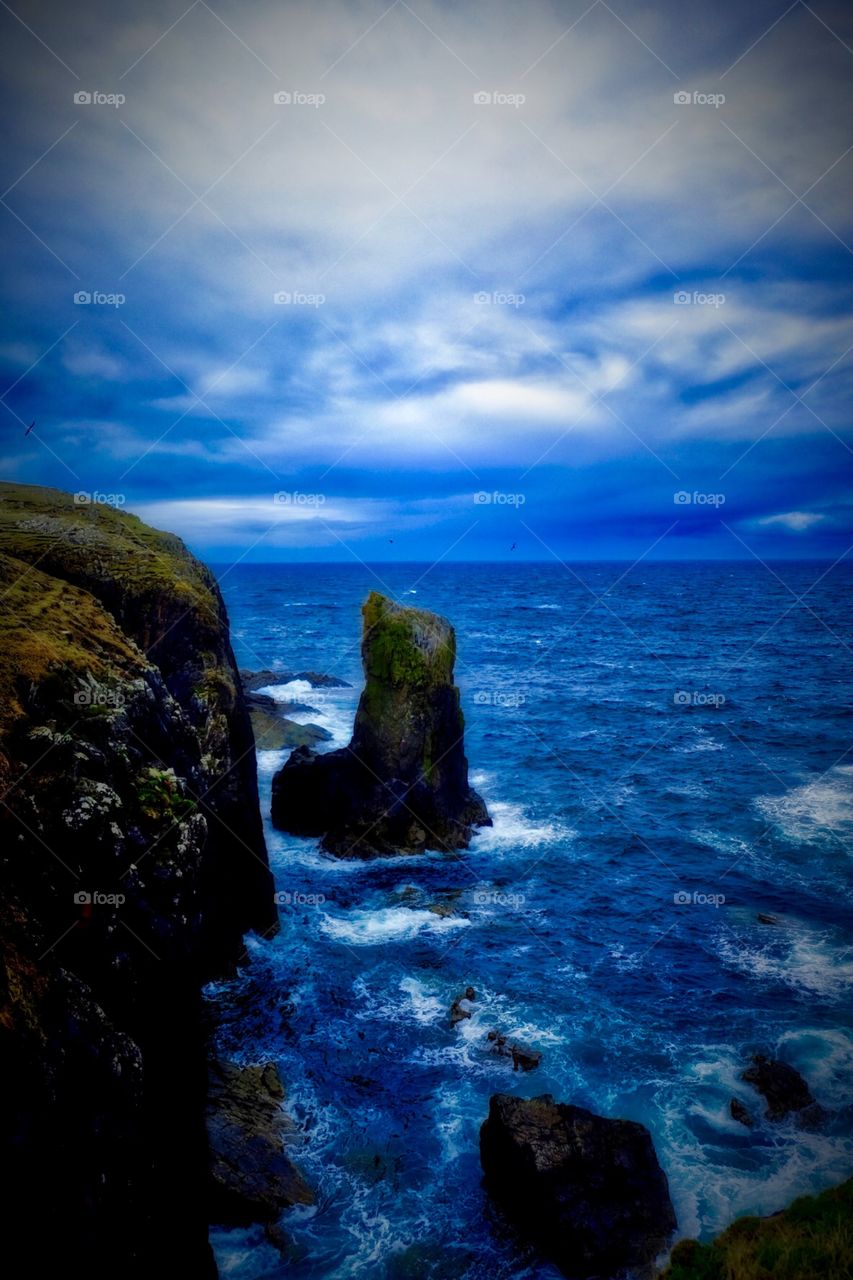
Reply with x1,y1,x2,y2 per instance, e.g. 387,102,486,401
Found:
741,1054,817,1121
241,668,351,690
450,986,476,1024
729,1098,753,1127
757,912,780,925
207,1059,313,1225
486,1029,542,1072
480,1093,676,1278
249,708,331,751
271,593,490,857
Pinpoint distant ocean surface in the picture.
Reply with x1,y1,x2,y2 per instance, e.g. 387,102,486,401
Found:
207,562,853,1279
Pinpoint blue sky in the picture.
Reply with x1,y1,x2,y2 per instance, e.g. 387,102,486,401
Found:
1,0,852,561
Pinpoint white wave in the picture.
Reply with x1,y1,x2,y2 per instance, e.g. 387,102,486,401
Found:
398,976,445,1024
319,906,470,946
756,765,853,844
470,798,573,852
715,919,853,1000
776,1027,853,1105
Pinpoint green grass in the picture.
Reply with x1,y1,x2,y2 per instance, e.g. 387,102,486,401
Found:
662,1179,853,1280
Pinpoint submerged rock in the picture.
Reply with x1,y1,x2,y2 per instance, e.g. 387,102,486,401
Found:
756,912,780,925
270,592,490,857
729,1097,753,1127
741,1053,820,1122
486,1030,542,1072
480,1093,676,1278
207,1059,313,1225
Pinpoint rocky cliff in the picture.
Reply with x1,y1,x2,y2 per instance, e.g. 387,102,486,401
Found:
0,483,276,1277
270,590,490,856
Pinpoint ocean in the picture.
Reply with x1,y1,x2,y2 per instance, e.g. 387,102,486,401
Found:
206,561,853,1279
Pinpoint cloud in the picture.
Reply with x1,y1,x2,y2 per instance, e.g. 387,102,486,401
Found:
758,511,826,532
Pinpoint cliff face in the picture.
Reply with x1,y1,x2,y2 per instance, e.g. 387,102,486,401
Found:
271,591,489,856
0,483,276,1276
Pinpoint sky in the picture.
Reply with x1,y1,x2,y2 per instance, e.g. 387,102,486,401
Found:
0,0,852,562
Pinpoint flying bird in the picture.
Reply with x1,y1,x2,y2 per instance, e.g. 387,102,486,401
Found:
510,542,517,551
24,420,35,436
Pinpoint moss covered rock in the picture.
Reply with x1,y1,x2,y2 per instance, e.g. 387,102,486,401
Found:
270,592,490,857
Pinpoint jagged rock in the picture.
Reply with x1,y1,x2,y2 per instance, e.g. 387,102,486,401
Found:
249,708,332,751
741,1054,821,1122
450,986,476,1024
486,1029,542,1071
729,1097,753,1127
480,1093,676,1278
206,1059,313,1225
270,592,490,856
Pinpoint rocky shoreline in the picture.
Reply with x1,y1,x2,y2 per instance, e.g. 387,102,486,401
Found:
2,483,847,1279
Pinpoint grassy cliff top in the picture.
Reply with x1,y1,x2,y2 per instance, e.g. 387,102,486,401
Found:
361,591,456,688
0,548,146,745
661,1178,853,1280
0,482,220,631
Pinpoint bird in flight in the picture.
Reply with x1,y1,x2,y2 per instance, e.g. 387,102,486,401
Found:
510,542,517,551
24,420,35,436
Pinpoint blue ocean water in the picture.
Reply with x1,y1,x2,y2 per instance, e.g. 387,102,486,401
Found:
207,562,853,1279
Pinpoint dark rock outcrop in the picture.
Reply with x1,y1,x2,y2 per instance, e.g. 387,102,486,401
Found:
0,483,277,1278
729,1097,753,1127
270,592,490,857
480,1093,676,1278
249,707,331,751
741,1054,819,1121
450,986,476,1025
486,1030,542,1072
206,1059,313,1224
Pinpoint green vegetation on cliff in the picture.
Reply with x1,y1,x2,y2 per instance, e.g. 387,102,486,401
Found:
662,1179,853,1280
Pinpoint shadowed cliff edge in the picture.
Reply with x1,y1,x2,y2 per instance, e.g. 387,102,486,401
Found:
271,590,490,857
0,483,277,1277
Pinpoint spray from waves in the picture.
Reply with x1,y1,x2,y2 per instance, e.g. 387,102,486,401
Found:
468,776,574,852
254,681,359,750
756,765,853,845
714,917,853,1000
320,907,471,946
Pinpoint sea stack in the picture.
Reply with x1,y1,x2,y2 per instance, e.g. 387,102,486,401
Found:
270,591,490,857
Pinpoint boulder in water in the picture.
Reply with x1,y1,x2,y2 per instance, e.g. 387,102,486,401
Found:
479,1093,676,1278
